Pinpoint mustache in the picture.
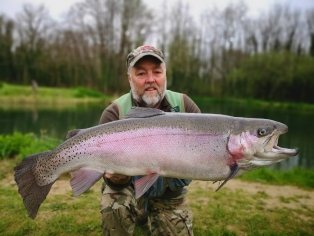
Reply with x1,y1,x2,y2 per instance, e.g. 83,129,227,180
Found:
144,83,158,90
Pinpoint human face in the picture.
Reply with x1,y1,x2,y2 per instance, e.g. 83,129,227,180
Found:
128,56,166,108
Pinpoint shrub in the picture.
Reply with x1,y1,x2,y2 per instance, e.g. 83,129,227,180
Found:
18,136,60,161
0,132,61,160
0,132,33,159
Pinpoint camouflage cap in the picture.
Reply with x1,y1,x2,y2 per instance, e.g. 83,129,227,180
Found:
126,45,165,68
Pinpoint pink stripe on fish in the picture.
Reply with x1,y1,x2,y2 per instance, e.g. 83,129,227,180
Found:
56,127,231,177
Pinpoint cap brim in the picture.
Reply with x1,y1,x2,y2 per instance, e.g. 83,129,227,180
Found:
129,52,164,67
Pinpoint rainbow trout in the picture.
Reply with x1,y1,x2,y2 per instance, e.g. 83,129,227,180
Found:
14,107,298,219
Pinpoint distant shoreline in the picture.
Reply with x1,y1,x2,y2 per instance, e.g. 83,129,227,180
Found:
1,82,314,113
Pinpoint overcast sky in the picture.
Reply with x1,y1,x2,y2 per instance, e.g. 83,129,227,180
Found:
1,0,314,21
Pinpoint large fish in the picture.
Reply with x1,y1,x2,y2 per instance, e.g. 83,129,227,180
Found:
14,107,298,219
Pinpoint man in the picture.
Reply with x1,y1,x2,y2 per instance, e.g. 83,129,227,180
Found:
99,45,201,236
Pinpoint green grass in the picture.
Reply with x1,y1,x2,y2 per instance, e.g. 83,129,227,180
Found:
188,185,314,235
0,180,103,236
0,82,111,106
238,168,314,189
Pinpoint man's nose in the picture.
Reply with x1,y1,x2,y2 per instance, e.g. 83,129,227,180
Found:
146,73,155,83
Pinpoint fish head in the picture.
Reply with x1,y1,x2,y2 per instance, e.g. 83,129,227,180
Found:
228,118,298,171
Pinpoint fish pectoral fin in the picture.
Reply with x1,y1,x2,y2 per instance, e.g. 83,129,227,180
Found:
70,168,103,196
134,173,160,199
123,107,165,119
215,164,240,192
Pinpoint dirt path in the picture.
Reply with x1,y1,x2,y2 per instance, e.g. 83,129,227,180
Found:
189,179,314,210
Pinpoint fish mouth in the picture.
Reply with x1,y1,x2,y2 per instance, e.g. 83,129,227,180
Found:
260,131,298,159
240,131,298,170
272,144,298,156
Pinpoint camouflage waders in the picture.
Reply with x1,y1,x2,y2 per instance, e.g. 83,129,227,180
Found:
100,182,193,236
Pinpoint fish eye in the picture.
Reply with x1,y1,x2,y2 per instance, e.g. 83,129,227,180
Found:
258,128,267,136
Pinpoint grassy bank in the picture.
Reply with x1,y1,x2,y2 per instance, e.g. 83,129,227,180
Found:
0,82,112,106
1,82,314,112
1,157,313,235
238,168,314,190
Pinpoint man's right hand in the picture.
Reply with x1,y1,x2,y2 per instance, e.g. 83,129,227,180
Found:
105,173,131,185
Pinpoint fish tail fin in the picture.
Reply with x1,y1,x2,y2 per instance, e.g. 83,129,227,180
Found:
14,151,55,219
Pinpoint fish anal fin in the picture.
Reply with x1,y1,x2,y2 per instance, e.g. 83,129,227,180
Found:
134,173,159,199
215,164,240,192
123,107,165,119
70,168,103,197
14,151,55,219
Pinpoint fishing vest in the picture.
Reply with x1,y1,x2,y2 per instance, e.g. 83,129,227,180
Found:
113,90,185,119
113,90,191,199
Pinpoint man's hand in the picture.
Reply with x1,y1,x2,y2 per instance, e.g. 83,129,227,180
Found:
105,173,131,185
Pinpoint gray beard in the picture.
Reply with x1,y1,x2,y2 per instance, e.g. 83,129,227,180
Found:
130,81,166,108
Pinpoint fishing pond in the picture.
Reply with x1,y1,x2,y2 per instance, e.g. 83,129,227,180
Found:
0,99,313,170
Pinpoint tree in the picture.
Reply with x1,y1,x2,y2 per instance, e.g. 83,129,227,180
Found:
306,9,314,57
0,14,15,82
14,4,54,85
166,1,201,93
66,0,153,93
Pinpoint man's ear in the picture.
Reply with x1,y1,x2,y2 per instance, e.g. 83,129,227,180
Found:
127,73,131,83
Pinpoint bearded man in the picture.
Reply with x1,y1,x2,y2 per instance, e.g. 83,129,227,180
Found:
99,45,200,236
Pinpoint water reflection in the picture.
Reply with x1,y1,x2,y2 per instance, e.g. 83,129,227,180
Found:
0,103,107,141
0,100,313,170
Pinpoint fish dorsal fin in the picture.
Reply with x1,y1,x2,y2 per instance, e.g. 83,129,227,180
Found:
123,107,165,119
66,129,81,139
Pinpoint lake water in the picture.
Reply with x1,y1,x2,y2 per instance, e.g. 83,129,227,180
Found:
0,99,313,171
